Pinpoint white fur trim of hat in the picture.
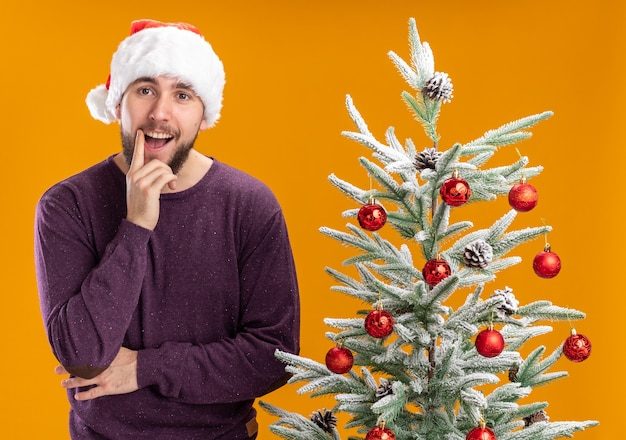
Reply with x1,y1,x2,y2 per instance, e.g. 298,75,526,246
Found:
86,19,225,128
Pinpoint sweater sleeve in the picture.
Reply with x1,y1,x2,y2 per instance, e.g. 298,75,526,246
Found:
34,185,152,378
136,208,301,404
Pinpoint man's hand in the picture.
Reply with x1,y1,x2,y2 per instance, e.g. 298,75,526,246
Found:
125,129,177,230
56,347,139,401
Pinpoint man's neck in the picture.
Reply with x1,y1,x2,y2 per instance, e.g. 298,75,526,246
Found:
113,149,213,193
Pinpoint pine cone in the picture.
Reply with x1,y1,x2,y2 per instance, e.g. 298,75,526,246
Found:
310,408,338,433
422,72,453,103
508,367,519,382
523,410,549,427
415,148,442,171
490,286,519,319
463,240,493,269
376,378,394,399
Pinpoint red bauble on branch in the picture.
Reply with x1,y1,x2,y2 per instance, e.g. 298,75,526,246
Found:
422,258,451,286
475,326,505,358
508,177,538,212
562,329,592,362
466,425,496,440
366,423,396,440
325,344,354,374
533,244,561,278
358,201,387,231
365,309,395,338
440,170,471,207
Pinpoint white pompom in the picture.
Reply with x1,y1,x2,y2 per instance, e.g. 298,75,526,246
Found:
85,84,116,123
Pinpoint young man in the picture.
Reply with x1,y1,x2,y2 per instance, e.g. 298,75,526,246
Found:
34,19,300,439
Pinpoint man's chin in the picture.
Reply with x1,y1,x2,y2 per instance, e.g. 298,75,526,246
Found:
168,144,194,175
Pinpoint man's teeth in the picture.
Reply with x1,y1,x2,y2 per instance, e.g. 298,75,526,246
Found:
146,132,173,139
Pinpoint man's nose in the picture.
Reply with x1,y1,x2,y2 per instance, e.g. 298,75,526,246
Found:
149,95,172,121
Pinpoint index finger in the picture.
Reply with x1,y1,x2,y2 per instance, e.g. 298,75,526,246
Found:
129,129,145,172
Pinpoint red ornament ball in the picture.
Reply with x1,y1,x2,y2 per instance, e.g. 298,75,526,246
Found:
508,182,538,212
365,426,396,440
533,247,561,279
325,346,354,374
475,328,505,358
440,176,472,207
358,203,387,231
422,258,451,286
365,309,395,338
466,426,496,440
562,332,592,362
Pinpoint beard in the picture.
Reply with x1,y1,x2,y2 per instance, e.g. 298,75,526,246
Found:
120,126,199,175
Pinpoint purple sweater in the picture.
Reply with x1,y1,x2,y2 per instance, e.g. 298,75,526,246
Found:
34,156,300,439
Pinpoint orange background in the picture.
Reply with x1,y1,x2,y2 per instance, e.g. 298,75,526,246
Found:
1,0,623,438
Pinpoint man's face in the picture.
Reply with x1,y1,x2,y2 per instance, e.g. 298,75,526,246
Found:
117,76,208,174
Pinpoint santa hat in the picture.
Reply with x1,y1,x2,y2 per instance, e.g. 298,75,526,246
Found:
86,19,225,127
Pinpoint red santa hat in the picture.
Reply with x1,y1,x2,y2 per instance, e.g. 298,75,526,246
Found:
86,19,225,127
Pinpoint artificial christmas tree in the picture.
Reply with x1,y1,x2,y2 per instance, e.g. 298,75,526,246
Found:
260,18,597,439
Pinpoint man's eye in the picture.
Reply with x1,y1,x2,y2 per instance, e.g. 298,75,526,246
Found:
139,88,152,95
178,93,190,100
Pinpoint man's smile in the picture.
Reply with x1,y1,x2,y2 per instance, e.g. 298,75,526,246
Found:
144,131,174,151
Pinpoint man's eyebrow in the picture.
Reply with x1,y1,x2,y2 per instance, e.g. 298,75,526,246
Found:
175,81,196,92
130,77,157,86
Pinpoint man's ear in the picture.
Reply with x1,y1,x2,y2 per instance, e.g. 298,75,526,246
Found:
115,104,121,120
199,119,208,131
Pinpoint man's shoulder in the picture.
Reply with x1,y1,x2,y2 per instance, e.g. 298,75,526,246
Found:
207,160,286,221
212,160,277,200
40,157,120,203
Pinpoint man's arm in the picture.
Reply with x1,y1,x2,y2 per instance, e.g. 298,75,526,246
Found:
35,196,150,378
36,130,176,378
59,207,300,404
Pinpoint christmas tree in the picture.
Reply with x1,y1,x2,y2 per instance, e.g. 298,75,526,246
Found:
260,18,597,440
